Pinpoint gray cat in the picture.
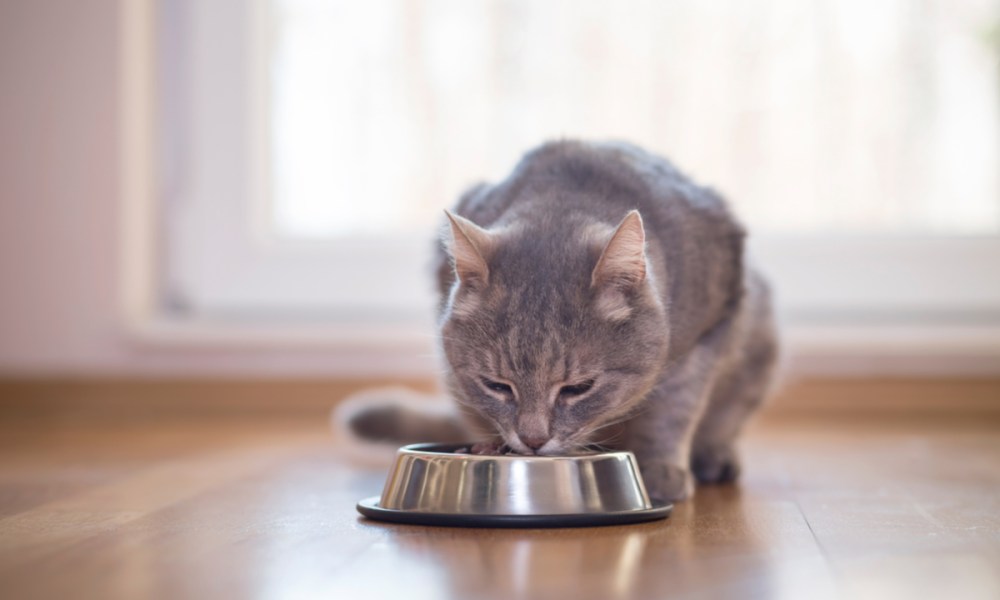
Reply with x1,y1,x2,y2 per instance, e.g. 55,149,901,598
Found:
344,140,777,502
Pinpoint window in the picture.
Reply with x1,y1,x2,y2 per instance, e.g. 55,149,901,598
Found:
269,0,999,238
150,0,1000,371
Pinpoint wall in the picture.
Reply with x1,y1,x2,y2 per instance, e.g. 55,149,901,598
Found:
0,0,424,377
0,0,124,374
0,1,996,379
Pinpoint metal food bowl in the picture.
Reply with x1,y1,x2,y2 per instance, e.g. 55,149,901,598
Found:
356,443,672,528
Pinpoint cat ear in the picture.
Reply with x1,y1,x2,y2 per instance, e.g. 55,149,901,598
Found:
444,210,492,286
591,210,647,289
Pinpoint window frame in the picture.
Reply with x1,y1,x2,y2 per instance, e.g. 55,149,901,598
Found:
127,0,1000,377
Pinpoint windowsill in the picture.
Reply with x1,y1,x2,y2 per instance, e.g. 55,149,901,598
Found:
780,321,1000,377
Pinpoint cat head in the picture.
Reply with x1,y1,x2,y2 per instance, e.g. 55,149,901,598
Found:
439,210,669,455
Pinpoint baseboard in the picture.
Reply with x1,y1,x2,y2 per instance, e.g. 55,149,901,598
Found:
766,377,1000,416
0,378,438,422
0,377,997,422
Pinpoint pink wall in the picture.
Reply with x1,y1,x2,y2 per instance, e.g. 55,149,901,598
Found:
0,0,429,377
0,0,127,374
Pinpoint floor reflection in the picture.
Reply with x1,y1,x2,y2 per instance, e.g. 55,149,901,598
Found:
352,485,835,600
379,523,658,600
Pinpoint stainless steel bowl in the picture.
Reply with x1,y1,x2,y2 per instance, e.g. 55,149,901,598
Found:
357,443,672,528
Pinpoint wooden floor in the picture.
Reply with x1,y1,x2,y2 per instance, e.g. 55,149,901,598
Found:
1,405,999,599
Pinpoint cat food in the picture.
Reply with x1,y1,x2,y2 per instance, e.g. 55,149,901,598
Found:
454,442,514,456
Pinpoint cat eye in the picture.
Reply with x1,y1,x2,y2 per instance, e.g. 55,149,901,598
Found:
559,380,595,398
481,378,514,395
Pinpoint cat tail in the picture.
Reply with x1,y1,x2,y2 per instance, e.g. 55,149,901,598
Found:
331,387,471,466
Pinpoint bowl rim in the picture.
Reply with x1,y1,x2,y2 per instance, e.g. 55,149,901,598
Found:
396,442,637,462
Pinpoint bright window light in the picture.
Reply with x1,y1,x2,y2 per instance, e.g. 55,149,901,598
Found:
268,0,1000,239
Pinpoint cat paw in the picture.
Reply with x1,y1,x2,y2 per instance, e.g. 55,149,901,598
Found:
641,462,694,503
691,445,741,484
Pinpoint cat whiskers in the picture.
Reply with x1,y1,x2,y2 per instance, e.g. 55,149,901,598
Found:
451,395,506,438
564,405,651,452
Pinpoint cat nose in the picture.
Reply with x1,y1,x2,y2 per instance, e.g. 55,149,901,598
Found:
520,435,549,451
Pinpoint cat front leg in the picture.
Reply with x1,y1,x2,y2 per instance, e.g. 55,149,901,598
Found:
622,319,734,502
692,272,778,484
624,383,705,503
